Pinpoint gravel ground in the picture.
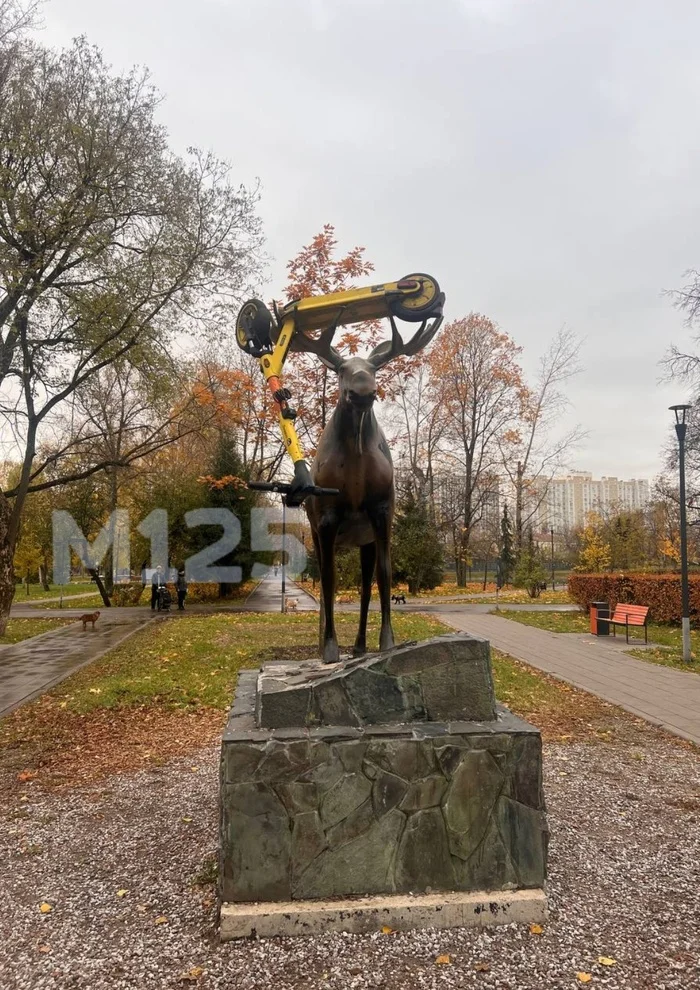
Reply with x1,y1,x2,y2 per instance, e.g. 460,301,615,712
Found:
1,732,698,990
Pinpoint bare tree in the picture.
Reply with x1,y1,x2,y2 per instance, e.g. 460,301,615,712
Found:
499,327,586,547
429,315,526,585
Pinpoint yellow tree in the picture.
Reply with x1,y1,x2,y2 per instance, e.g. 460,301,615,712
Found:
575,517,612,572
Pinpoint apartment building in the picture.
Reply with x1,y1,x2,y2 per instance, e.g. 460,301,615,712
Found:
535,471,650,531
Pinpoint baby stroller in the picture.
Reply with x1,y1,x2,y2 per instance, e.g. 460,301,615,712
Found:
156,584,172,612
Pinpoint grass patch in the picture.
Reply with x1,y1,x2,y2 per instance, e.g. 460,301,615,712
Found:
491,649,628,741
0,618,72,644
495,609,589,634
32,611,450,714
0,610,642,793
42,594,105,611
498,609,700,673
11,582,96,602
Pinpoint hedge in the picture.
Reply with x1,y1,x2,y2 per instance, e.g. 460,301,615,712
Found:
567,573,699,624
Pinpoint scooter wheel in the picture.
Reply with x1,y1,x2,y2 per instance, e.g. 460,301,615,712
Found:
390,273,441,322
236,299,273,352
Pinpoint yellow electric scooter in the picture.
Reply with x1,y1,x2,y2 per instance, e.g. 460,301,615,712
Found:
236,273,443,505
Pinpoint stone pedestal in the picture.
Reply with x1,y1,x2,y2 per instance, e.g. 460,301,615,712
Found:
219,634,548,937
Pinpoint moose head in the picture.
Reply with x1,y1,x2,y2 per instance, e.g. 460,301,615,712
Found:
297,311,444,664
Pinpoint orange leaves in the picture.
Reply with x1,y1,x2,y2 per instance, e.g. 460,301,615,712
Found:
197,474,247,492
529,923,544,935
576,973,592,983
435,954,452,965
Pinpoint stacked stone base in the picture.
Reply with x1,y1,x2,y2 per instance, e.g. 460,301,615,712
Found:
220,657,548,936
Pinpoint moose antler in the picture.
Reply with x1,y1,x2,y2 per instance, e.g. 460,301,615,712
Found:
290,308,345,371
368,301,445,370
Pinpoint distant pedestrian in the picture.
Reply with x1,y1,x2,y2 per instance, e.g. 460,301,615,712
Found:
151,565,164,611
176,566,188,611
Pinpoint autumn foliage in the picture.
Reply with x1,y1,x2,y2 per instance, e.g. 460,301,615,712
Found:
568,572,699,624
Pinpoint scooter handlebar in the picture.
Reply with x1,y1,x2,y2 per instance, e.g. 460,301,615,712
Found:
248,481,340,496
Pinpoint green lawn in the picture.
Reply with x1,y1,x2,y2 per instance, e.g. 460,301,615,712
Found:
0,618,73,644
13,582,96,602
42,594,105,610
0,611,637,789
497,609,700,673
34,611,451,714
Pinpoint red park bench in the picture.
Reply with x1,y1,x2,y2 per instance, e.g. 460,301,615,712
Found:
609,603,649,643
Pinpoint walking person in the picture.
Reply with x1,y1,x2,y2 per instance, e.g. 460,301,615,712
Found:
176,566,188,611
151,565,164,611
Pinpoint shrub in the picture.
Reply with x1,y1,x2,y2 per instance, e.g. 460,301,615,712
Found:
568,572,699,624
185,582,221,603
111,583,144,606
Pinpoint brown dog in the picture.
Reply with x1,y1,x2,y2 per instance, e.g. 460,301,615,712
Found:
80,611,100,631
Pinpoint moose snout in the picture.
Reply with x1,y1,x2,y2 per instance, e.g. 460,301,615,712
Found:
347,386,377,409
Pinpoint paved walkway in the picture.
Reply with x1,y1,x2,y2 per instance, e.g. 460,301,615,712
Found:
245,573,317,612
436,610,700,746
0,613,153,719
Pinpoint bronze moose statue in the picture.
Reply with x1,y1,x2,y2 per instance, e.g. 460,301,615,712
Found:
300,313,443,663
238,274,444,664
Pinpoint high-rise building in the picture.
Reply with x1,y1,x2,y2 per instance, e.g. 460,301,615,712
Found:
535,471,650,531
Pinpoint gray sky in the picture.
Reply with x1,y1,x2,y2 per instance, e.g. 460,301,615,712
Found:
41,0,700,481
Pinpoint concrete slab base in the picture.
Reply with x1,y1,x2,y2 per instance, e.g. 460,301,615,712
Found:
220,888,548,940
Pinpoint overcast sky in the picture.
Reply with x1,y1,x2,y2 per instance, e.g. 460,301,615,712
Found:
41,0,700,481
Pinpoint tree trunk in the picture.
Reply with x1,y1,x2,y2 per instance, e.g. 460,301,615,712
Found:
39,562,50,591
0,493,16,635
89,567,112,607
515,461,524,550
483,556,488,591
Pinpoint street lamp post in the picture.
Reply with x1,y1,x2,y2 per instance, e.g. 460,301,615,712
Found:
281,497,287,614
550,527,555,592
670,404,693,664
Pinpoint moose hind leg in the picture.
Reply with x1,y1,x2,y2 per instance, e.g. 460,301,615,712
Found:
353,542,376,657
318,521,340,664
371,507,395,653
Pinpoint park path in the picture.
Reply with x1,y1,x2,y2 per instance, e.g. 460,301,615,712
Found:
436,610,700,746
0,613,153,719
244,572,317,612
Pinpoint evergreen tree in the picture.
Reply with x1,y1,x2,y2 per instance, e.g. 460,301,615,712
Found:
499,505,516,587
513,527,547,599
192,429,259,592
392,493,444,594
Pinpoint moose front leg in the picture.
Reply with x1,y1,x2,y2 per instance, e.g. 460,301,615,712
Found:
370,505,395,653
354,541,376,657
318,520,340,664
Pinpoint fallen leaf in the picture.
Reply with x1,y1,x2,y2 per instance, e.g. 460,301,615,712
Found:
380,925,393,935
17,770,37,782
576,974,592,984
154,915,168,925
178,966,204,982
182,817,193,823
530,923,543,935
88,688,101,695
116,889,129,898
435,954,452,965
475,961,490,972
39,902,52,914
190,767,199,772
598,957,617,967
37,945,51,953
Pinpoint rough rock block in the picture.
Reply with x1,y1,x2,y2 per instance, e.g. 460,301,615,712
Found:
258,634,496,729
220,703,547,904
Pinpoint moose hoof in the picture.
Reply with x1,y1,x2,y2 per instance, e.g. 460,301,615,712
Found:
323,640,340,665
379,629,395,652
